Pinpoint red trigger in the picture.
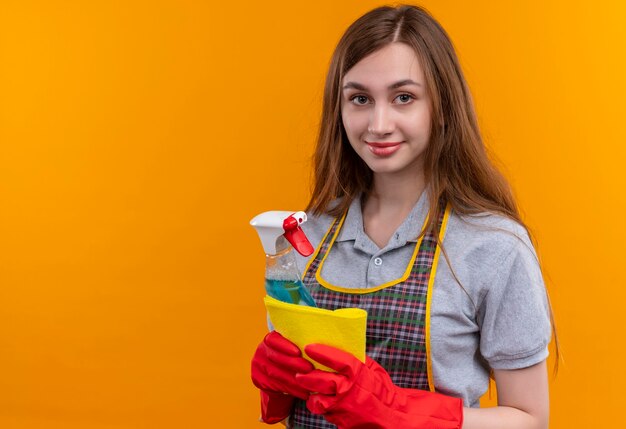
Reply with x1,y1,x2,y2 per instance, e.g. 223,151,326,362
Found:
283,216,314,256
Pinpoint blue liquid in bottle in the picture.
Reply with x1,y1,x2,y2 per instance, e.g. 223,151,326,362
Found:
265,278,316,307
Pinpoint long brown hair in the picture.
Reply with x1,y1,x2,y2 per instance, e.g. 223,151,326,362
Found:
305,4,559,373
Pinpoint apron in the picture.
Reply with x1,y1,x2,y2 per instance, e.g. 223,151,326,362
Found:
287,202,451,429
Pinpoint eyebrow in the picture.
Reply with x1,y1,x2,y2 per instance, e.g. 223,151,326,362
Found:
342,79,422,91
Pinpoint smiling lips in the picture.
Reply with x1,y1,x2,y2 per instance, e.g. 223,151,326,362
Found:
366,141,403,156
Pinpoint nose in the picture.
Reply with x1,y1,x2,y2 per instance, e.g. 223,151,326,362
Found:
368,103,395,136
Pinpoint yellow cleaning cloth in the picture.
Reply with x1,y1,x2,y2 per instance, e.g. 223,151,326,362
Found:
264,295,368,370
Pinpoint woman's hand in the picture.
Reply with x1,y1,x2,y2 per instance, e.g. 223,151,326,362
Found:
251,331,314,423
251,330,314,399
295,343,463,429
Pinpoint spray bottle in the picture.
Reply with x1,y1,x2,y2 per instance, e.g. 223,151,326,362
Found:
250,211,316,307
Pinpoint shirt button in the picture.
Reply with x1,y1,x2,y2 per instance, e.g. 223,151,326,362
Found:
374,257,383,266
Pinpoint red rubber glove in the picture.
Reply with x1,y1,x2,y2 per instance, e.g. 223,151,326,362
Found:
251,331,314,424
295,344,464,429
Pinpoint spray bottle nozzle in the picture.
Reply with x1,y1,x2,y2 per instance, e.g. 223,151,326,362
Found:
283,212,314,257
250,210,314,257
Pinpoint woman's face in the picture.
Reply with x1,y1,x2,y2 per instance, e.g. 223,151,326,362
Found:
341,42,432,177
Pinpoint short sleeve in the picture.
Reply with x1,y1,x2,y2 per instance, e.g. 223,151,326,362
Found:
477,237,552,370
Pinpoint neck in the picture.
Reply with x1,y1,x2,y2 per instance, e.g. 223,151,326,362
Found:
359,168,427,249
365,168,426,213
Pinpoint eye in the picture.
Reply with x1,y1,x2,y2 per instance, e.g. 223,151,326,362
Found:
349,95,369,105
395,93,415,104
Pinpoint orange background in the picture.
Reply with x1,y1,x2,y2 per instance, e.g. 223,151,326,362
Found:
1,1,624,427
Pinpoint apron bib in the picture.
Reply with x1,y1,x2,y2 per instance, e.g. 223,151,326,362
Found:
287,203,451,429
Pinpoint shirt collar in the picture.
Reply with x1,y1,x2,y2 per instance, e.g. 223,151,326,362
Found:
335,189,430,248
335,194,362,242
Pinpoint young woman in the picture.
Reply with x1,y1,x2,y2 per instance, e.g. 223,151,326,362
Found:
251,4,553,428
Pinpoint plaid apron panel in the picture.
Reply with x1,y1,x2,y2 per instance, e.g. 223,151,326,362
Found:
288,206,445,429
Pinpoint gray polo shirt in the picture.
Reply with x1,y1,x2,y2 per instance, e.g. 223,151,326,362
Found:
294,190,551,408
